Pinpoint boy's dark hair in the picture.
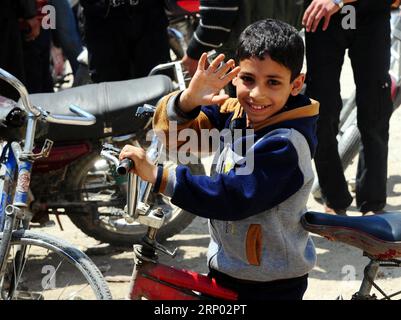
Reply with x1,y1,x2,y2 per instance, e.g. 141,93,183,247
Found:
236,19,304,81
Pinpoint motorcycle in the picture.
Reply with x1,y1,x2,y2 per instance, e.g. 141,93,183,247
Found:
18,62,204,246
165,0,200,59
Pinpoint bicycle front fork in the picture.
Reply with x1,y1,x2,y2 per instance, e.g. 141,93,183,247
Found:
0,205,20,279
127,212,178,300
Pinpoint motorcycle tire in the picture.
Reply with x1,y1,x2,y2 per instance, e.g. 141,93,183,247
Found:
337,120,361,174
65,151,205,246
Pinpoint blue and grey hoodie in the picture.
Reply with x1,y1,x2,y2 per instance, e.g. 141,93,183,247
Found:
152,91,319,282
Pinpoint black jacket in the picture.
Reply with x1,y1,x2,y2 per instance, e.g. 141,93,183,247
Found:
358,0,394,13
0,0,36,19
18,0,37,19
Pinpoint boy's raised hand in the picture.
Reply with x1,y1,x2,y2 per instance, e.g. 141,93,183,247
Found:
179,53,241,113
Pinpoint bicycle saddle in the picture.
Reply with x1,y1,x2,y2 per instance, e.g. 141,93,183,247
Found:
302,211,401,260
23,75,173,141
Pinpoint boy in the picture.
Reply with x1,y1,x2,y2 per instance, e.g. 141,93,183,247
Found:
120,19,319,300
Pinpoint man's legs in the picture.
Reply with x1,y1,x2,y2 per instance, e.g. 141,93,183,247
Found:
349,11,393,213
305,16,353,210
0,14,25,101
128,5,170,78
23,29,54,93
84,12,131,83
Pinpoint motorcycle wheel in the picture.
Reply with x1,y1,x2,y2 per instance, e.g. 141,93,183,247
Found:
337,110,361,173
65,151,205,246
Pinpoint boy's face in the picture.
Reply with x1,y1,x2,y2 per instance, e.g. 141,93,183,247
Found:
232,56,305,126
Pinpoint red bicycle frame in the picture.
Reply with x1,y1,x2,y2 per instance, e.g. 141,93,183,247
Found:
127,224,238,300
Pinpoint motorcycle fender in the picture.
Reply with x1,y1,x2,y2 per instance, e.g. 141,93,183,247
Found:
32,142,92,172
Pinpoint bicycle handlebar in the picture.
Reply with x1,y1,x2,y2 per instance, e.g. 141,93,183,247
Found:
117,158,134,176
0,68,40,117
0,67,96,126
100,148,134,176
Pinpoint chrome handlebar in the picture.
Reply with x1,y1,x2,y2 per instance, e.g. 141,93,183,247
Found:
0,67,96,126
100,144,134,176
101,145,140,223
0,68,39,117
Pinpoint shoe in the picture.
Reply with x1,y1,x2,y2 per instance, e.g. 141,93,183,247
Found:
362,211,375,216
324,205,347,216
362,210,387,216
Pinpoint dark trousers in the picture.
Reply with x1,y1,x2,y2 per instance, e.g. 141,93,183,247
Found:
23,29,54,94
305,7,393,212
82,3,170,82
208,269,308,300
0,10,25,101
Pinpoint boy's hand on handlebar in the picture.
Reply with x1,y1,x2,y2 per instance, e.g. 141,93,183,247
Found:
119,145,158,184
179,53,241,113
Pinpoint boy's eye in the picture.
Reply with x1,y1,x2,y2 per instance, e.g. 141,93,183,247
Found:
267,79,281,86
240,75,254,83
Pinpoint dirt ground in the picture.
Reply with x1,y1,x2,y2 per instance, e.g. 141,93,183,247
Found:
35,105,401,300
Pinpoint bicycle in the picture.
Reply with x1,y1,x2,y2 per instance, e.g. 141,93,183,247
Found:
101,107,401,300
0,68,112,300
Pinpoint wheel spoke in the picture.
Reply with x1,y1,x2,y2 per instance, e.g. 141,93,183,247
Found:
43,260,63,290
1,230,112,300
56,280,71,300
64,283,90,300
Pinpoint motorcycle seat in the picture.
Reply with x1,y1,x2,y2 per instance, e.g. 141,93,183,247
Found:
23,75,174,141
302,211,401,259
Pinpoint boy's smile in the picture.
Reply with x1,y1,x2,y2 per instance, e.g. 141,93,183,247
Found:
232,56,304,127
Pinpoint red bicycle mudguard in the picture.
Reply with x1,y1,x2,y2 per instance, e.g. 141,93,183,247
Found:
32,142,91,173
131,262,238,300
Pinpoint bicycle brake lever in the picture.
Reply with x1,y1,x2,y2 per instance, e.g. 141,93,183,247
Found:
135,104,155,119
102,143,121,155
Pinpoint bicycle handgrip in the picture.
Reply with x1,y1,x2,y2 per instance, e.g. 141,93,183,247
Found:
117,158,134,176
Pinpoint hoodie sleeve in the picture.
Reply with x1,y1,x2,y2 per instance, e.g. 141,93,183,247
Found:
153,128,313,221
